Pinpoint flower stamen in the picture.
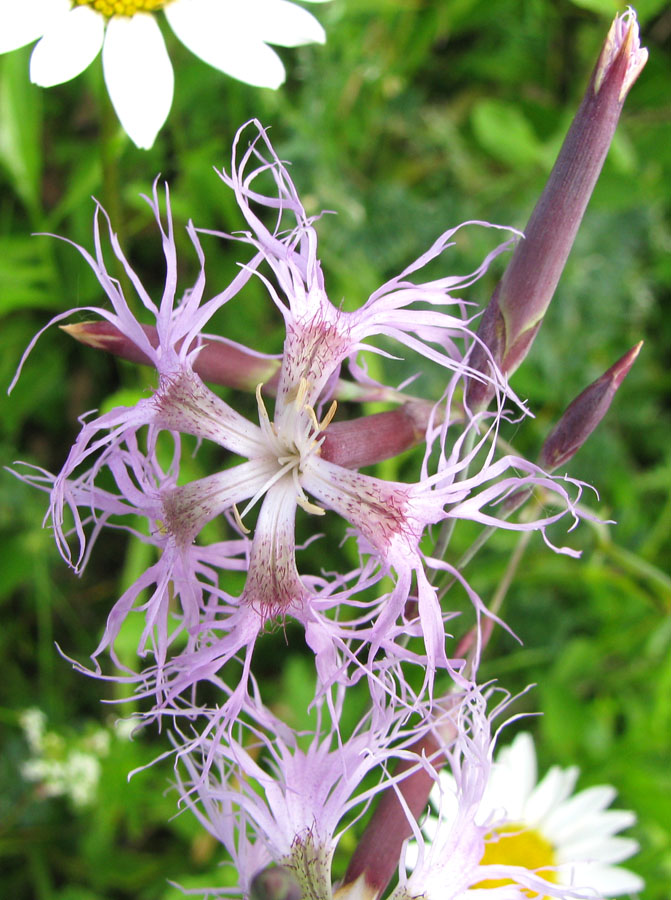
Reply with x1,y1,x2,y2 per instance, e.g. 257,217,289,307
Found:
255,383,275,435
232,503,251,535
296,494,326,516
306,403,321,434
74,0,171,18
239,458,298,521
293,377,309,411
319,400,338,432
475,824,558,896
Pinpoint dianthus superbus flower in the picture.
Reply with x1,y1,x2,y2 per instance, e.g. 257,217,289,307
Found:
12,121,586,725
176,681,463,899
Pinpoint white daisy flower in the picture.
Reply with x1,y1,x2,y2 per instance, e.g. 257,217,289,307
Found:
420,732,644,898
0,0,329,149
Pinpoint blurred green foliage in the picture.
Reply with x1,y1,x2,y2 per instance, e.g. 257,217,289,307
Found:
0,1,669,898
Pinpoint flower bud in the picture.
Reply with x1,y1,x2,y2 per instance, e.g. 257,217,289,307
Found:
320,402,438,469
338,731,448,900
250,866,302,900
60,320,280,391
466,10,647,409
539,342,642,472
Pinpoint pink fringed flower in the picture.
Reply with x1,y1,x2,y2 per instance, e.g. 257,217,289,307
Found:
175,680,447,898
13,121,586,724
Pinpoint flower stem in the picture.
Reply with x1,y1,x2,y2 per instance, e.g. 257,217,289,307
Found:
432,426,478,563
98,66,132,303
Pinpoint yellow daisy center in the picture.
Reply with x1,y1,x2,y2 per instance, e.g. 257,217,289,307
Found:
73,0,172,18
474,823,558,897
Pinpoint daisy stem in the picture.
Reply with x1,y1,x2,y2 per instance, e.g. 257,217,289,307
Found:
98,72,132,305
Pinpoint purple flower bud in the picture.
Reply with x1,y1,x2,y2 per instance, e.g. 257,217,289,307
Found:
61,320,281,393
320,402,437,469
466,9,647,409
539,342,642,472
250,867,302,900
341,730,447,900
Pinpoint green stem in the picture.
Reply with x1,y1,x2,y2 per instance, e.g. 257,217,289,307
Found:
489,529,533,619
588,516,671,611
98,69,133,303
432,427,477,563
463,528,533,677
437,488,534,602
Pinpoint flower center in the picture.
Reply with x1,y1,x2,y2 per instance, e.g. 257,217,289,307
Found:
73,0,171,18
233,381,337,530
474,824,558,897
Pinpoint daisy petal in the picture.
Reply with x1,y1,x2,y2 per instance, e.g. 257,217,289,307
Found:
30,6,103,87
564,862,645,895
0,0,70,54
254,0,326,47
102,14,174,149
165,0,285,88
543,785,617,839
552,809,637,845
484,733,538,820
559,835,640,866
524,764,580,827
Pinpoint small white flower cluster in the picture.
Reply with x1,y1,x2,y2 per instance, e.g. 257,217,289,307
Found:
19,707,112,809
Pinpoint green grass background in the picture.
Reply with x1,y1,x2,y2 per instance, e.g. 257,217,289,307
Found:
0,0,669,898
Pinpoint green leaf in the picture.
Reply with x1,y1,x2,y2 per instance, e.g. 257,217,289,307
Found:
570,0,669,22
568,0,620,14
0,236,56,314
0,49,43,219
100,388,147,415
471,98,545,170
54,886,102,900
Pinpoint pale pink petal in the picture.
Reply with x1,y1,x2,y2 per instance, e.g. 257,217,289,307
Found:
242,478,308,616
301,456,435,559
153,369,266,457
0,0,70,53
102,14,173,149
162,458,279,545
30,6,103,87
274,306,354,415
